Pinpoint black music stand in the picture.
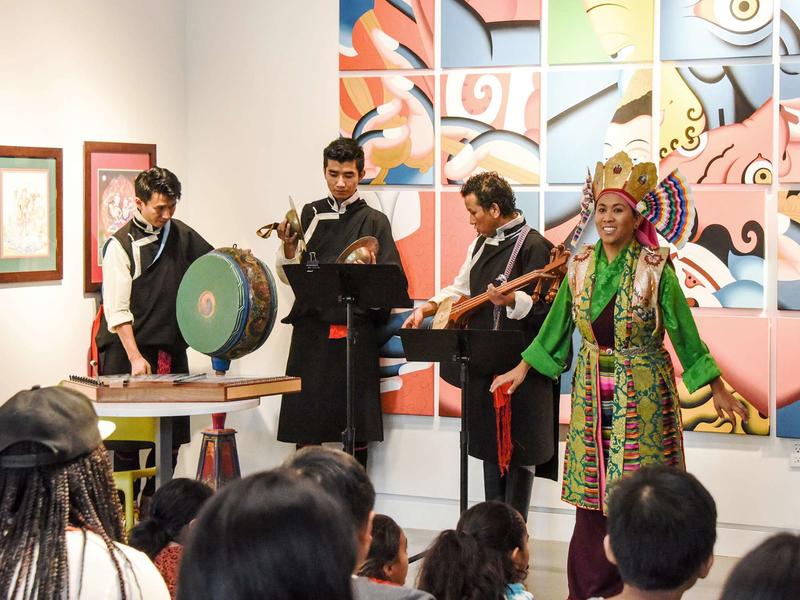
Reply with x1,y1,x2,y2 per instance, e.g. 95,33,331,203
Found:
399,328,529,514
284,263,411,455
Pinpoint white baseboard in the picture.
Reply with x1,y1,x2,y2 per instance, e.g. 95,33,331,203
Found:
375,493,793,558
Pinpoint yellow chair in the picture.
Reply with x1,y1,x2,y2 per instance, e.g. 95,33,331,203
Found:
105,417,157,531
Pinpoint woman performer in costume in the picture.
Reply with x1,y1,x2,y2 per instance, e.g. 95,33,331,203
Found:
491,151,748,600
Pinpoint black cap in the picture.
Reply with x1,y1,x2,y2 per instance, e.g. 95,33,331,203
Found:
0,386,102,468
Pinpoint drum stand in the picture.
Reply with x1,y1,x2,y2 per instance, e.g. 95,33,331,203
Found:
195,359,242,489
196,412,241,490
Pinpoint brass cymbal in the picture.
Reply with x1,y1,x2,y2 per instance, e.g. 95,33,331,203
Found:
336,236,380,264
256,196,306,243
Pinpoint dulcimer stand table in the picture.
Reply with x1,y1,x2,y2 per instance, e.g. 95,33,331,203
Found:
63,374,300,488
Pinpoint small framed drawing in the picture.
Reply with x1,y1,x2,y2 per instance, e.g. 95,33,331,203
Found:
84,141,156,293
0,146,63,284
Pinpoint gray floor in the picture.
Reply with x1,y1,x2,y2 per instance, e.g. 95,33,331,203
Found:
405,529,737,600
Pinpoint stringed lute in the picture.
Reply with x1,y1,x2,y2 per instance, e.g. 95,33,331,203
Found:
431,244,569,330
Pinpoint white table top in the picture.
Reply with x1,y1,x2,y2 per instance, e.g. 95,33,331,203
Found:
92,397,260,417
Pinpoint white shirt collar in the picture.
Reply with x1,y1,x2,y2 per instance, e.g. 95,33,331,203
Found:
327,190,360,214
484,212,525,246
132,210,162,235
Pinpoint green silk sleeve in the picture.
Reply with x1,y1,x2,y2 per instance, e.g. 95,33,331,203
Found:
520,279,575,380
660,264,721,392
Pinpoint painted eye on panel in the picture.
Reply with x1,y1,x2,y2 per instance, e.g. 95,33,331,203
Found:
694,0,772,34
676,132,708,158
742,156,772,184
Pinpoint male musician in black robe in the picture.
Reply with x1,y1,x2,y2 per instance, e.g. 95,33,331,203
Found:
275,138,406,468
95,166,212,498
402,172,558,520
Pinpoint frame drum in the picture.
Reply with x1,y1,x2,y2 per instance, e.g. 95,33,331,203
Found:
176,247,278,366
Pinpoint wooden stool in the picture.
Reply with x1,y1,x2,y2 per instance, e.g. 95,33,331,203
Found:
196,413,241,490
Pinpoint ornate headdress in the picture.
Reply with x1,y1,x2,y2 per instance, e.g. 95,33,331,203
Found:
571,151,695,249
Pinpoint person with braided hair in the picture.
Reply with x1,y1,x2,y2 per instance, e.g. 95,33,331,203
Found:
0,386,169,599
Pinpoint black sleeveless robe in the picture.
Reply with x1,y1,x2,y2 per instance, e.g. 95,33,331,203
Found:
278,198,407,443
453,222,559,475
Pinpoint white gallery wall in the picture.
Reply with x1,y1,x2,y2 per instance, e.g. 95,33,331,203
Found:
1,0,798,558
0,2,188,400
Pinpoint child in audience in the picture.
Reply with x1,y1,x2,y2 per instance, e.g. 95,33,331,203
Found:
129,478,213,598
589,465,716,600
418,500,533,600
719,533,800,600
285,446,434,600
358,514,410,586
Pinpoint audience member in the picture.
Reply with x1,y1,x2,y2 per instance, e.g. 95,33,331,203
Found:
417,500,533,600
0,385,169,599
590,465,717,600
719,532,800,600
358,514,409,586
285,446,434,600
128,478,212,598
418,529,502,600
177,468,355,600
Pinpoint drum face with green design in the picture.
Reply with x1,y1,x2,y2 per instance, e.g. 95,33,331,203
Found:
176,247,278,362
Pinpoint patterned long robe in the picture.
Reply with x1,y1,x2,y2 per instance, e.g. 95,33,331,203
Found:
521,240,721,512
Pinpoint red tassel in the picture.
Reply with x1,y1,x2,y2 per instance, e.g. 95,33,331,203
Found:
493,381,513,475
157,350,172,375
328,324,348,339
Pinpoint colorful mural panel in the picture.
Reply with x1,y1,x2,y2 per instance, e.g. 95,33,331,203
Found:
783,4,800,56
670,190,765,309
549,0,653,64
776,317,800,438
440,190,540,289
441,0,541,67
659,64,773,183
340,75,435,185
666,315,769,436
339,0,435,70
365,190,435,300
440,71,540,185
661,0,773,61
548,69,652,184
778,190,800,310
780,61,800,183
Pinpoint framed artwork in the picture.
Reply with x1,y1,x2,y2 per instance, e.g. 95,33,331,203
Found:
83,141,156,293
0,146,62,284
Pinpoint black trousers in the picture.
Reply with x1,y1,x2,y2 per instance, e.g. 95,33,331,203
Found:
482,461,535,522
